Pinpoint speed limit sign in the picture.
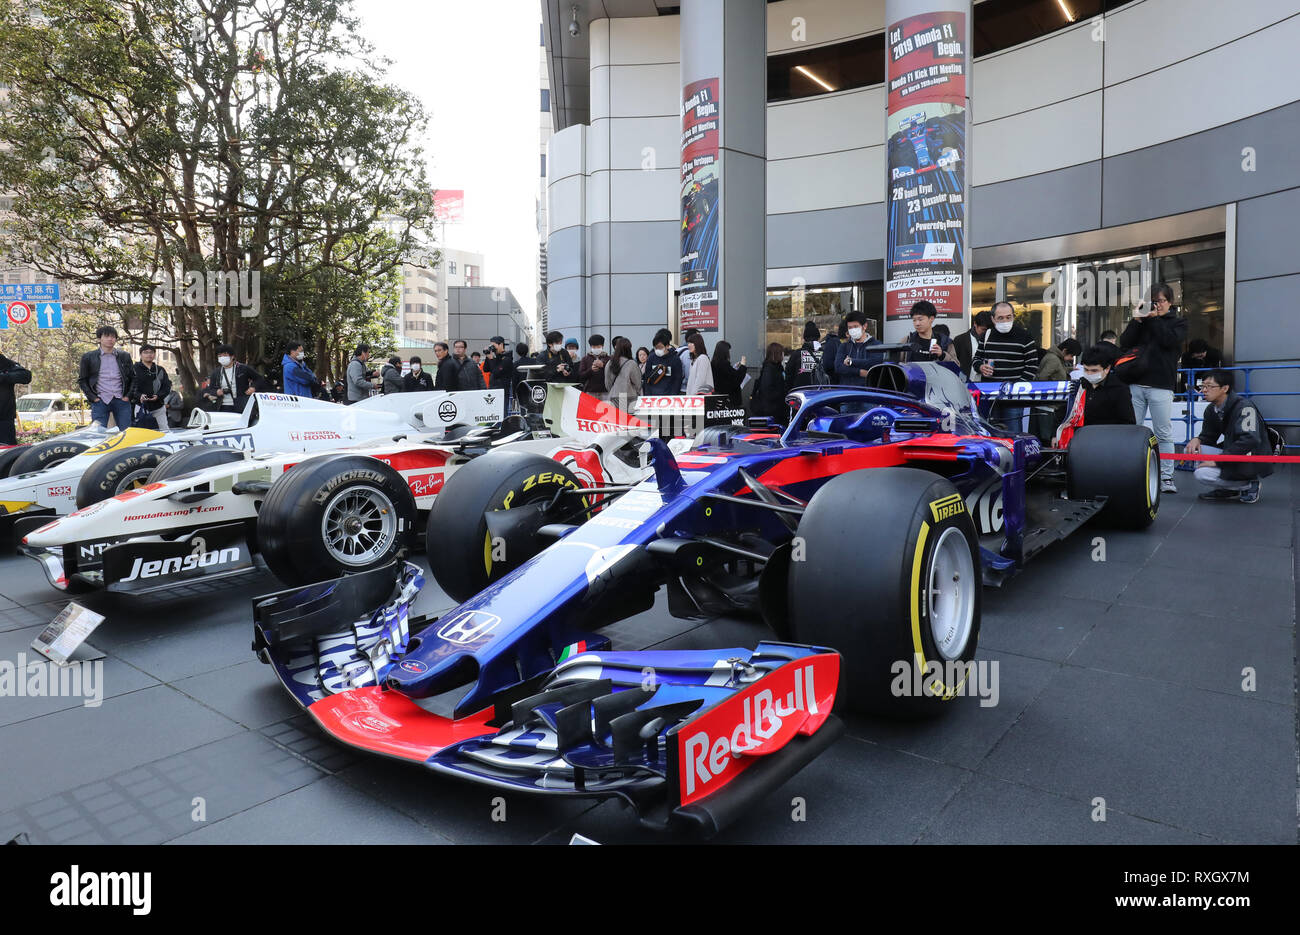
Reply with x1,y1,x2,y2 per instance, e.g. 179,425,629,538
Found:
6,301,32,325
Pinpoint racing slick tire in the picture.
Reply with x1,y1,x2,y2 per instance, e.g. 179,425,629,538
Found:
427,451,589,604
8,438,90,476
76,446,176,508
146,444,245,484
787,468,981,717
1066,424,1159,530
0,445,28,478
258,455,417,586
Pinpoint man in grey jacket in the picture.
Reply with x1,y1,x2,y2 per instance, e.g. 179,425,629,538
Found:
346,344,373,403
381,355,404,394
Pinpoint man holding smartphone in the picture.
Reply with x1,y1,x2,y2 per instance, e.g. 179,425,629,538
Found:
1119,283,1186,494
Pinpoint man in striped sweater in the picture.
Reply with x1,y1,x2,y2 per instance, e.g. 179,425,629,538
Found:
975,301,1039,433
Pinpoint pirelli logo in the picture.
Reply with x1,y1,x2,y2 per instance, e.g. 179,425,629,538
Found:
929,492,965,523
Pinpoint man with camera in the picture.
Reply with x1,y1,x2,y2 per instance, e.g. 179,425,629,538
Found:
484,337,515,409
1118,283,1186,494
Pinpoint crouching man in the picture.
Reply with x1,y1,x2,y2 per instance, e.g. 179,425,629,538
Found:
1186,369,1272,504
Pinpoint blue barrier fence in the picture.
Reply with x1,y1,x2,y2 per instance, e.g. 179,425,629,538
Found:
1173,363,1299,452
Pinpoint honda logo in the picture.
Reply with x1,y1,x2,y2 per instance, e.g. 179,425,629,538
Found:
436,610,500,645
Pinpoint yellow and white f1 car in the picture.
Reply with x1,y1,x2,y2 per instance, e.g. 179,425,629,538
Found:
20,387,680,596
0,389,504,544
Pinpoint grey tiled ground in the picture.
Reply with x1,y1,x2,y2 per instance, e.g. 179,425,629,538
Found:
0,469,1294,844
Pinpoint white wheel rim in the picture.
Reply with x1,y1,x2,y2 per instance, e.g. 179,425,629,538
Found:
928,526,976,660
1147,445,1160,503
321,486,398,566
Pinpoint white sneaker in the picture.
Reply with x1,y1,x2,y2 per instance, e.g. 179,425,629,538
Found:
1160,479,1177,494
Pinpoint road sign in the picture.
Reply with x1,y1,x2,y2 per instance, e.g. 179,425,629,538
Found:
0,283,60,301
7,301,32,325
36,302,63,329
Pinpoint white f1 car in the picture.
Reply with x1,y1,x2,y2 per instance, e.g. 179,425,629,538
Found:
21,387,679,595
0,389,504,543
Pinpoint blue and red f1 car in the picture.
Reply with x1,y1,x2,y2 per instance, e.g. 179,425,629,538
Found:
253,360,1158,834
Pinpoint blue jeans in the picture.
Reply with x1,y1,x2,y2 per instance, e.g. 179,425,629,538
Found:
1130,384,1175,481
91,397,133,430
994,406,1026,435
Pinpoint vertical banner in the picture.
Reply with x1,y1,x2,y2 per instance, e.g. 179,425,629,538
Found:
884,10,969,342
680,78,721,332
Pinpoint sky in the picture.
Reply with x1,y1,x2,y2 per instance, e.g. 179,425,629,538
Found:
353,0,542,323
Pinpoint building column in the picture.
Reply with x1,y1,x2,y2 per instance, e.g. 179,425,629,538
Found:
883,0,973,343
679,0,766,364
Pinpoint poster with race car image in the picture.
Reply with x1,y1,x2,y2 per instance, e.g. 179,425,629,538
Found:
680,77,720,332
884,10,969,339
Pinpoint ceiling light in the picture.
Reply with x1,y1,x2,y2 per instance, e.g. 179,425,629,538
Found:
1056,0,1075,22
795,65,835,92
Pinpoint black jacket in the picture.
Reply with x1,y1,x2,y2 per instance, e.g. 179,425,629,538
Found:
1177,347,1223,393
451,356,486,391
402,369,434,392
1197,392,1274,481
132,362,172,410
711,359,746,406
1082,373,1138,428
538,348,575,382
1119,311,1187,391
820,334,840,378
0,354,33,420
487,350,515,392
953,329,982,376
750,360,788,422
201,362,267,413
834,337,886,386
78,348,135,403
381,364,404,395
642,350,684,396
434,356,458,391
785,341,823,389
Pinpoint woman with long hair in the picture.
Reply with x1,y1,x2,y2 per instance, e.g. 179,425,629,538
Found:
604,336,641,408
750,342,789,423
711,340,747,407
685,332,714,395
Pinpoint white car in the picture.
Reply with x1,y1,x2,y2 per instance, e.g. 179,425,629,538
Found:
21,386,682,595
15,393,91,429
0,389,504,542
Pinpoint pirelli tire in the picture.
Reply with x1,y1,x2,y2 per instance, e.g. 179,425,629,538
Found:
147,444,245,484
0,445,29,478
257,455,417,587
9,438,90,476
787,468,981,717
76,446,176,508
427,451,589,604
1066,424,1159,530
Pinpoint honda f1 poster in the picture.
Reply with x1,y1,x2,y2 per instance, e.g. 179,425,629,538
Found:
680,77,720,332
885,11,968,337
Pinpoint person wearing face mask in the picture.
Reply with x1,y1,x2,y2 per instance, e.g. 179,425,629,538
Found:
1052,343,1135,448
538,330,575,382
833,311,884,386
975,301,1038,433
402,355,434,392
578,334,610,399
642,328,685,396
201,343,267,413
1186,369,1272,504
281,341,322,398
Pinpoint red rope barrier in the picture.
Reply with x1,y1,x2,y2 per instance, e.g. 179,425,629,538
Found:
1161,452,1300,463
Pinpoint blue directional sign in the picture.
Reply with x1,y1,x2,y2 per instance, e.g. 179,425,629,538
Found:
36,302,63,328
0,283,60,301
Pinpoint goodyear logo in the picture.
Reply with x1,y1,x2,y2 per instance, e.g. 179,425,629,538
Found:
929,492,965,523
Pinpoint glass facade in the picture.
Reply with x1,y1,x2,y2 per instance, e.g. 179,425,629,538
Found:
764,282,883,350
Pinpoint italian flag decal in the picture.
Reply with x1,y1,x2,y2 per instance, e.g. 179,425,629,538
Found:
558,641,588,662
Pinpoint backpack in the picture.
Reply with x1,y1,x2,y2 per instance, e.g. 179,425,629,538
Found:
801,348,830,386
1112,348,1147,385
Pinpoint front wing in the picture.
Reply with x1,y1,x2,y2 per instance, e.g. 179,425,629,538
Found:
252,562,843,835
